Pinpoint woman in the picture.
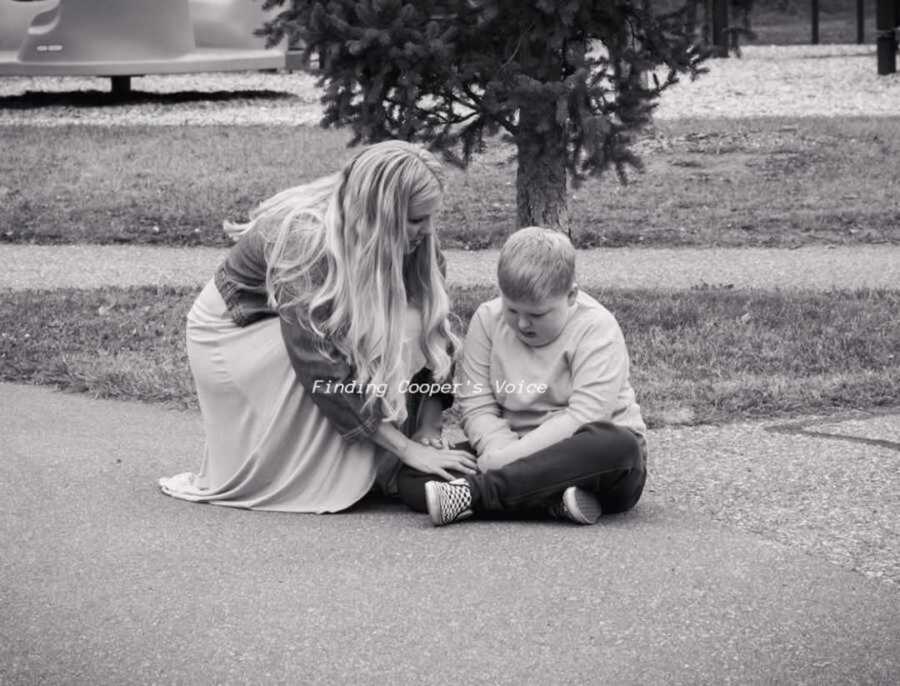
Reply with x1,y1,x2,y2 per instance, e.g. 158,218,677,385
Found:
159,140,477,512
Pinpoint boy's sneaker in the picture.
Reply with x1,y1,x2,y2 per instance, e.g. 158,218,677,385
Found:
549,486,602,525
425,478,473,526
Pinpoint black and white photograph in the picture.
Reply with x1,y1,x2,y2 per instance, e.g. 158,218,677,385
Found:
1,0,898,683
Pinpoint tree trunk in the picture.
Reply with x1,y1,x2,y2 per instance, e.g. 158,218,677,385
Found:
515,102,569,233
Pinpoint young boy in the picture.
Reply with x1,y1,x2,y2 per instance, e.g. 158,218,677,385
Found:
396,226,647,526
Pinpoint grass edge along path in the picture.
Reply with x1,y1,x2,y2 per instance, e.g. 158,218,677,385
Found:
2,284,897,428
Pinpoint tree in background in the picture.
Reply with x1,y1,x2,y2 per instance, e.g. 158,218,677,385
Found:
261,1,707,233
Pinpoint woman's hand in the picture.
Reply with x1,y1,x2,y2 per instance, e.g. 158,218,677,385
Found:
372,421,477,481
412,397,449,449
399,441,479,481
411,425,448,450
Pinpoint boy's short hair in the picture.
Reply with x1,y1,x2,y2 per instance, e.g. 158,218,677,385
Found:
497,226,576,302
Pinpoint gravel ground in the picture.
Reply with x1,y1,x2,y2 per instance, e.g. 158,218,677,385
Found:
3,385,899,684
440,408,900,587
1,45,897,127
649,411,900,586
653,45,900,120
2,243,899,292
815,415,900,443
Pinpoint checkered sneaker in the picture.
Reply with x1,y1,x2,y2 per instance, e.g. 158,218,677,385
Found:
549,486,602,525
424,478,473,526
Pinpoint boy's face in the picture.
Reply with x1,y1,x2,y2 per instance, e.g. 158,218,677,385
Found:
501,286,578,347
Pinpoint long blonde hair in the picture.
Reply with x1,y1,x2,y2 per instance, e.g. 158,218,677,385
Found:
225,140,458,423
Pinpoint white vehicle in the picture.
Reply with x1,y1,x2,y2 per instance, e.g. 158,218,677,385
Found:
0,0,301,93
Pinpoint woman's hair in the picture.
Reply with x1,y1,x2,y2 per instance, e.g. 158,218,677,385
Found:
225,140,457,423
497,226,576,302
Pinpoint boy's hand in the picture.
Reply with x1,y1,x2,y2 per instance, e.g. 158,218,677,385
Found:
478,449,510,473
477,437,521,472
413,396,449,449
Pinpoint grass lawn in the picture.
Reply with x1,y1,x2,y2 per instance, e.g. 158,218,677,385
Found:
2,285,897,428
2,116,898,249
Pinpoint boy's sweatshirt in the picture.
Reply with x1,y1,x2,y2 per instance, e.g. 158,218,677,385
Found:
459,291,645,456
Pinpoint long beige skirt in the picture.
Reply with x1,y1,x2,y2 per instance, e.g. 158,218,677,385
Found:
158,280,402,513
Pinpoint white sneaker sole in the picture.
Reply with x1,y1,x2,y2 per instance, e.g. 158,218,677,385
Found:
424,481,446,526
563,486,602,525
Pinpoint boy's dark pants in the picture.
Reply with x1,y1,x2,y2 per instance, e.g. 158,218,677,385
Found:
396,421,647,516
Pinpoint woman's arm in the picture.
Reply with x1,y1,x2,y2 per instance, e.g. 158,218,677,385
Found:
281,316,475,482
280,316,384,442
371,422,477,481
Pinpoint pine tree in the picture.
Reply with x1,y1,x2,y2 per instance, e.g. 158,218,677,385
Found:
261,0,707,233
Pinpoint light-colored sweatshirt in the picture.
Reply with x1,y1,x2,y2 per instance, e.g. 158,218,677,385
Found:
458,291,645,469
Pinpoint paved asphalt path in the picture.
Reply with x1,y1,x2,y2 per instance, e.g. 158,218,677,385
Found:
3,384,898,685
3,244,900,292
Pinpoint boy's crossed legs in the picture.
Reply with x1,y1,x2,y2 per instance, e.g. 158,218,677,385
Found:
396,421,647,526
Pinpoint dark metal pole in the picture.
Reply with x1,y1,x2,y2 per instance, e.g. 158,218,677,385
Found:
110,76,132,96
876,0,897,74
857,0,865,44
811,0,820,45
711,0,729,57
